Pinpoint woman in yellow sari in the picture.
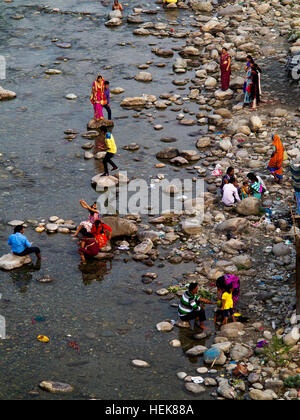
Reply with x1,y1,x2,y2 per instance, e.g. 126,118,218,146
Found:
267,134,284,183
90,75,107,121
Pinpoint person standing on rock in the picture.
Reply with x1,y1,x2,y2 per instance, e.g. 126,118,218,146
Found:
220,47,231,91
8,225,41,260
249,61,260,110
103,81,112,120
178,282,214,330
99,126,118,176
90,75,107,121
216,275,240,308
267,134,284,184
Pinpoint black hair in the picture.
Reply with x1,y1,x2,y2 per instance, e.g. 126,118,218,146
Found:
229,177,236,184
89,202,97,215
247,55,253,61
81,228,94,238
216,276,225,290
227,167,234,175
188,282,198,293
223,283,232,293
104,81,110,85
100,126,108,133
247,172,258,183
14,225,24,234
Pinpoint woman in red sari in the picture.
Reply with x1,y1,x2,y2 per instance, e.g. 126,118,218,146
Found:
267,134,284,183
90,74,107,121
220,48,231,91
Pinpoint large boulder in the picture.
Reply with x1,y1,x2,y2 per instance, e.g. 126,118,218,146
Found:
216,218,249,234
134,239,153,255
236,197,261,216
0,254,32,271
87,118,114,131
91,174,119,191
249,115,263,132
191,1,213,12
101,217,138,238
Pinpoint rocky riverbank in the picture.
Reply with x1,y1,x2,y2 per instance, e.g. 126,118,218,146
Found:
0,0,300,400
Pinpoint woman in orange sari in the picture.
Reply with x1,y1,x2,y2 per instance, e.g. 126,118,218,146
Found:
267,134,284,183
90,75,107,121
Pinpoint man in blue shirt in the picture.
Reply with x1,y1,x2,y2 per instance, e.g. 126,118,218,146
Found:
8,225,41,260
104,81,112,120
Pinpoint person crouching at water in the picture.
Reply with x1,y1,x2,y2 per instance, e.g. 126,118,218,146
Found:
78,228,100,265
178,282,214,330
99,126,118,176
91,220,112,249
8,225,41,260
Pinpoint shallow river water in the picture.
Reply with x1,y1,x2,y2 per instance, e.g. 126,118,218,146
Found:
0,0,298,400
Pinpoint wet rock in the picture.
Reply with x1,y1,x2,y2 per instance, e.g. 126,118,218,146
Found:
156,148,179,160
186,345,208,356
120,97,147,107
156,321,174,332
91,174,118,190
217,381,236,399
37,275,55,284
185,383,206,394
134,239,153,255
101,217,138,238
135,71,152,82
0,254,32,271
0,86,17,101
39,381,74,393
131,359,150,368
105,18,122,27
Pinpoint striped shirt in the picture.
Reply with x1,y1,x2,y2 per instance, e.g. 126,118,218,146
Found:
178,291,200,316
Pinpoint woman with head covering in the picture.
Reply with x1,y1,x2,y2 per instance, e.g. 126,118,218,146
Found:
267,134,284,183
90,74,107,121
220,47,231,91
249,61,260,110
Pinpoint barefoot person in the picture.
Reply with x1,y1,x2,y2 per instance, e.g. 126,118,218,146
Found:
178,282,214,330
8,225,41,260
99,126,118,176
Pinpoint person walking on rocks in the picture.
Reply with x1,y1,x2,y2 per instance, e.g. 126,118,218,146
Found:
99,126,118,176
220,47,231,91
178,282,214,330
8,225,41,260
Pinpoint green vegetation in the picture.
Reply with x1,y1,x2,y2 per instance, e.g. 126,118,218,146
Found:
262,336,291,367
283,375,300,389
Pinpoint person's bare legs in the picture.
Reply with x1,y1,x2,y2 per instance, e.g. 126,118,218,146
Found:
73,225,82,237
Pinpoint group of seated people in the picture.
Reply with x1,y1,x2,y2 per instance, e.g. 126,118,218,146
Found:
221,167,266,207
73,200,112,264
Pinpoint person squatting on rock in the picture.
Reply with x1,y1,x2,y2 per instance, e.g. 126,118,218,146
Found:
178,282,214,330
